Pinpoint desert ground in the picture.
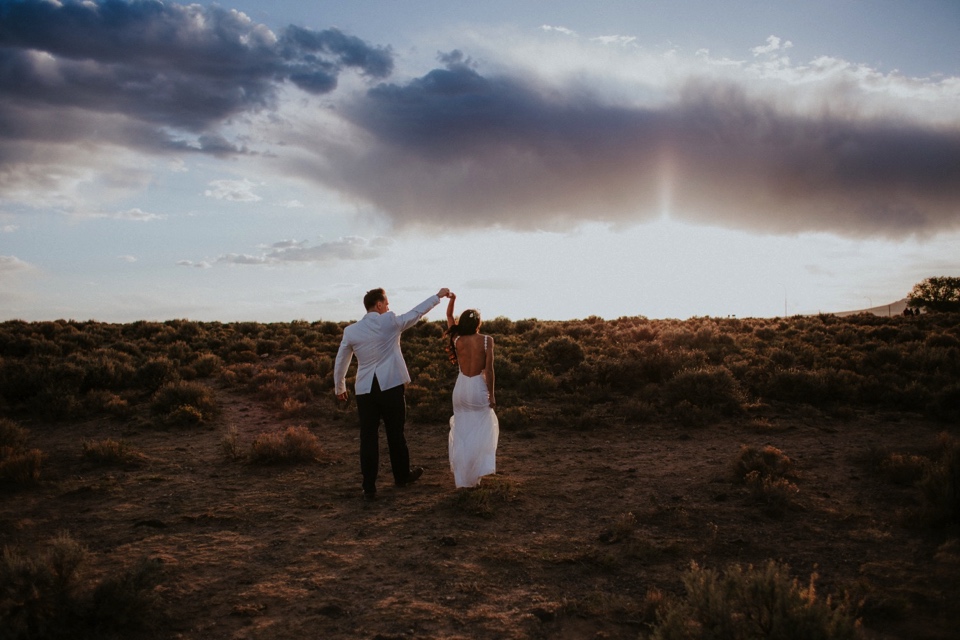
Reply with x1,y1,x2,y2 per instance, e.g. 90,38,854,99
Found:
5,388,959,639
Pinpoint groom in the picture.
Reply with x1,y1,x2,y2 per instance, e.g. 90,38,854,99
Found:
334,287,451,500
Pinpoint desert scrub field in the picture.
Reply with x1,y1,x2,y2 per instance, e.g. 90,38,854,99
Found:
1,313,958,428
0,312,958,639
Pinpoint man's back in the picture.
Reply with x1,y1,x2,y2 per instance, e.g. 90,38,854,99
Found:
334,292,444,396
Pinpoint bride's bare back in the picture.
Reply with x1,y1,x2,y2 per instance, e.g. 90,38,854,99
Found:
454,332,496,407
454,333,491,377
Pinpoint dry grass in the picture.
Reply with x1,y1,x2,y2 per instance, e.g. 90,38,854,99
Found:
82,438,147,466
248,425,327,464
652,560,861,640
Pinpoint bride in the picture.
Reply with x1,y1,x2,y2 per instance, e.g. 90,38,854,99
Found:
445,293,499,488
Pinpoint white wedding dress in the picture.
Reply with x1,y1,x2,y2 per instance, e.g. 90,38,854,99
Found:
449,336,499,488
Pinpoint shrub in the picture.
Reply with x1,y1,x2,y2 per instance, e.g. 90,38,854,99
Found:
731,445,795,483
542,336,585,374
917,433,960,526
220,426,243,461
88,557,165,634
0,449,43,485
0,534,165,640
135,357,179,392
662,366,746,417
934,382,960,422
745,470,800,516
150,381,218,426
498,405,531,431
82,439,146,466
248,425,325,464
0,533,88,639
599,511,637,544
878,451,930,486
454,475,517,518
652,560,861,640
82,390,131,417
0,418,27,449
518,367,559,395
191,353,223,378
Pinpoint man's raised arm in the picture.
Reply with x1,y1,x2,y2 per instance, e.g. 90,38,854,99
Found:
395,288,450,332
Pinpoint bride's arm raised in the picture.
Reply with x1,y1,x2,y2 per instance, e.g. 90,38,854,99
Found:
446,293,457,328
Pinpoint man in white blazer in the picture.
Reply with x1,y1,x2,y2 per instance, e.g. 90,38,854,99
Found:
335,286,451,500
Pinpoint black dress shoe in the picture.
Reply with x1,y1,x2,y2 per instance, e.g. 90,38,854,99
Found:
396,466,424,487
363,491,377,501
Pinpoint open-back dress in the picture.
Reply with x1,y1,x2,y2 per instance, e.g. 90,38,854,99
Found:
448,335,499,488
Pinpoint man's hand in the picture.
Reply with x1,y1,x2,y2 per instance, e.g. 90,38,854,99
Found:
336,391,348,402
437,287,451,298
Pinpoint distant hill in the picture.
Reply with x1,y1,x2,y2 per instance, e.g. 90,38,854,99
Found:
833,298,910,317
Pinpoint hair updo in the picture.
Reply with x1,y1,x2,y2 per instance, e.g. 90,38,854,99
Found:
444,309,481,365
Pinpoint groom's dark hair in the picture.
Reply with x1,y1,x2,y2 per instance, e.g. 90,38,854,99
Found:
364,288,386,311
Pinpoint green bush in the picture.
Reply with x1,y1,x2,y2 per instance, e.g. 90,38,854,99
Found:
652,560,861,640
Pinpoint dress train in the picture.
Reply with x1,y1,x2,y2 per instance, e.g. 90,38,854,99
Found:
448,372,499,488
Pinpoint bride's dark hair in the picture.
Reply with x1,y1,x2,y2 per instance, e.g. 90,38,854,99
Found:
444,309,481,365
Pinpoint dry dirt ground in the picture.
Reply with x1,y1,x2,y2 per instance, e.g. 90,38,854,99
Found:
4,385,960,640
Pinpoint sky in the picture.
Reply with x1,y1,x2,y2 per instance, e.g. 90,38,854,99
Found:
1,0,958,323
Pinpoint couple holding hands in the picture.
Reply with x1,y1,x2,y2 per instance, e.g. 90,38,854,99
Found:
333,288,499,501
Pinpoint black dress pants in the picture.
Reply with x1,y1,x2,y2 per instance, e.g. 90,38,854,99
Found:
355,376,410,494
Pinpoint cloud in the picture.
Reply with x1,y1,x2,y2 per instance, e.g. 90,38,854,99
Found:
751,35,793,57
0,0,393,201
204,179,263,202
541,25,577,37
292,48,960,238
0,255,31,273
592,35,637,47
118,255,137,263
2,5,958,241
215,236,382,265
176,259,212,268
75,208,164,221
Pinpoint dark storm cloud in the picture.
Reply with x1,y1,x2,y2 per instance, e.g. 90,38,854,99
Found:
311,58,960,238
0,0,392,144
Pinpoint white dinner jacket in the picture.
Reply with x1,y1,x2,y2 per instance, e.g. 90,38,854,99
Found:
334,294,441,395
